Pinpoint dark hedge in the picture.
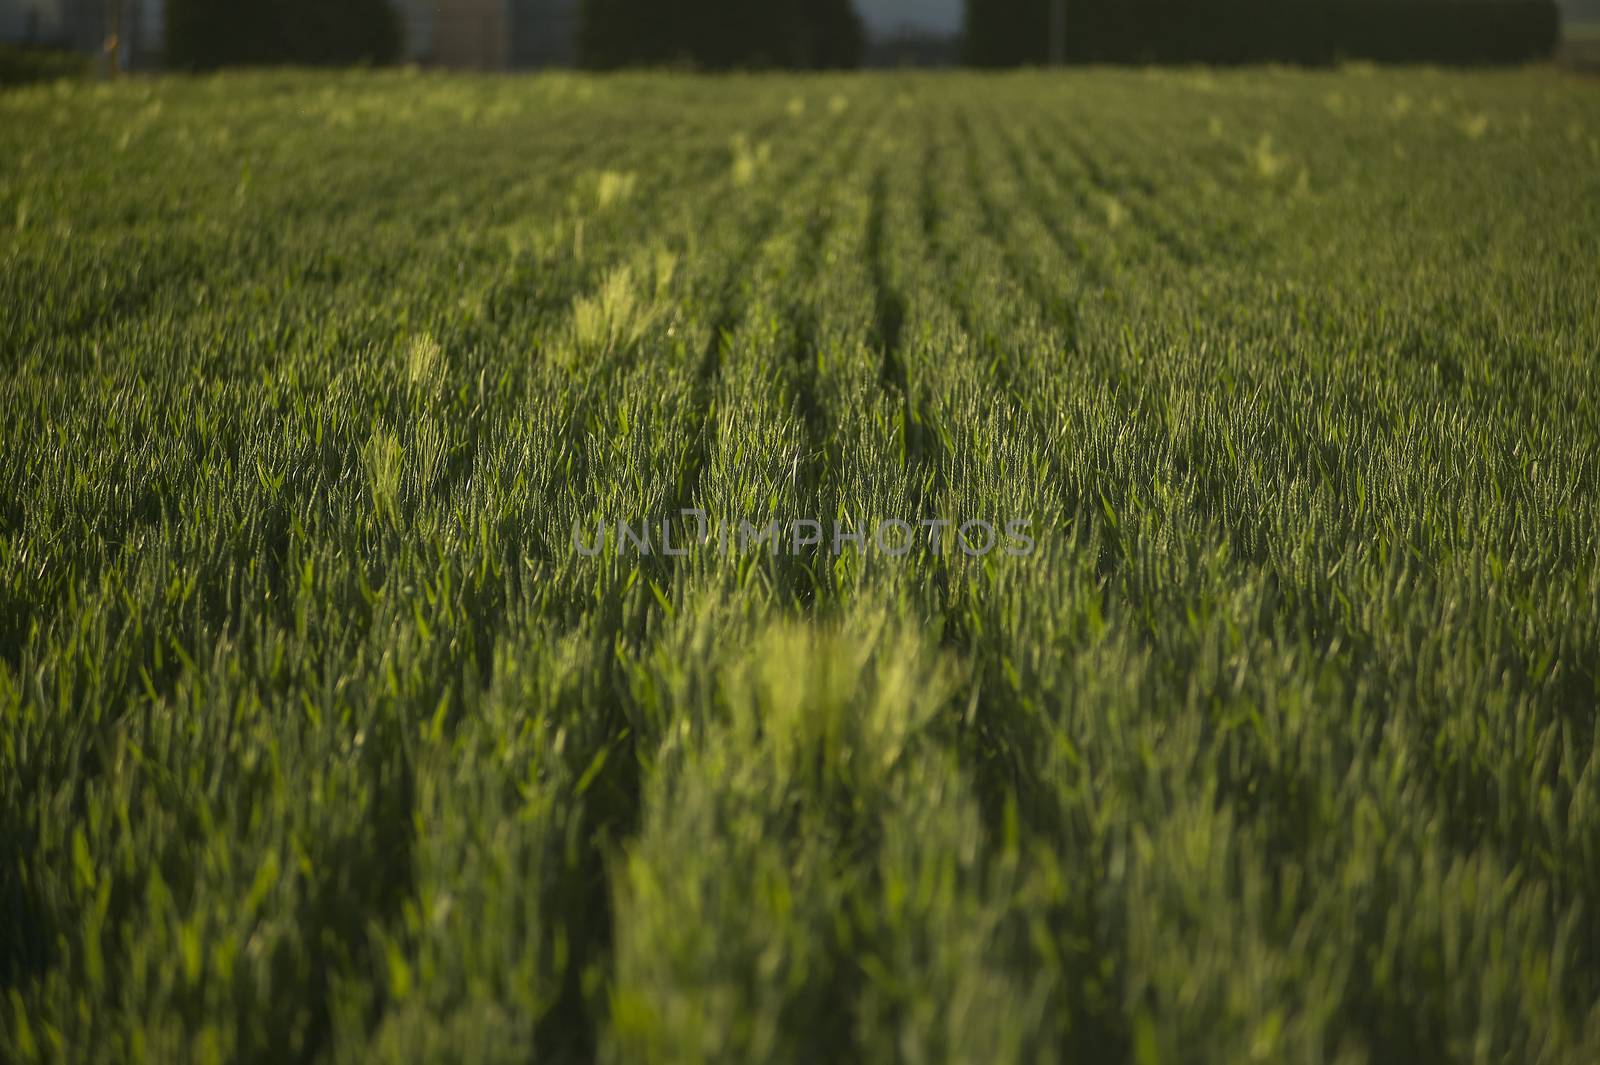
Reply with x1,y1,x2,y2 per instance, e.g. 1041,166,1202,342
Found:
578,0,864,70
0,45,92,88
165,0,403,70
965,1,1560,66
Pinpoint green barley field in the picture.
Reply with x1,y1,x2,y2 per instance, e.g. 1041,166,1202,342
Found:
3,66,1599,1063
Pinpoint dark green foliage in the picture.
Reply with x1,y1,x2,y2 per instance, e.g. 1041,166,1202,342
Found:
796,0,868,68
965,0,1561,65
0,45,92,88
165,0,403,70
579,0,863,69
964,0,1050,67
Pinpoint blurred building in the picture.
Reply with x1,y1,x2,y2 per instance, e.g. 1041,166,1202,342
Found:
510,0,576,66
427,0,509,68
397,0,575,69
0,0,164,68
856,0,961,37
2,1,574,70
863,26,960,66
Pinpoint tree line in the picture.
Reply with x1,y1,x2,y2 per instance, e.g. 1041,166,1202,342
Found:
964,0,1561,66
577,0,864,69
167,0,1556,72
166,0,864,71
164,0,403,69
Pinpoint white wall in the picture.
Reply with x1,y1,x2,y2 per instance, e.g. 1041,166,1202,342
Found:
0,0,162,52
395,0,439,60
855,0,961,35
1,0,64,42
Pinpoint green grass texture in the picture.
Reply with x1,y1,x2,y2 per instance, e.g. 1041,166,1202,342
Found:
3,66,1599,1063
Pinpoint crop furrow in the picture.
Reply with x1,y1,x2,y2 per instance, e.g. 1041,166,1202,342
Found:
681,99,881,490
1030,112,1200,271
